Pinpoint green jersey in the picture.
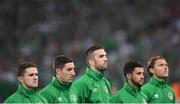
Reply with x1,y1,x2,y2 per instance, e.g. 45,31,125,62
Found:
40,76,71,103
4,84,47,103
70,67,111,103
141,77,176,103
110,83,146,103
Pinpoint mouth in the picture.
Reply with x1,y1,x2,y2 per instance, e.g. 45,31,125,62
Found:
103,63,107,66
140,79,144,83
69,77,73,80
32,83,38,86
33,81,38,83
164,71,168,73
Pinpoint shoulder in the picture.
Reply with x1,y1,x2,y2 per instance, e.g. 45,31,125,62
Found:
4,93,16,103
141,82,156,101
4,92,22,103
70,74,94,96
40,84,56,103
141,81,155,93
166,85,175,93
142,81,156,91
113,88,125,97
40,83,57,99
37,93,48,103
72,74,92,87
40,83,56,93
110,89,124,103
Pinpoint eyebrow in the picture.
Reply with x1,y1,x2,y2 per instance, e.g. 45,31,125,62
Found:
28,73,38,76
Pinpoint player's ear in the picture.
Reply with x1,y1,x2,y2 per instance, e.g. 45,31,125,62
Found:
149,68,154,74
18,76,24,84
126,73,131,80
56,68,62,73
89,59,95,66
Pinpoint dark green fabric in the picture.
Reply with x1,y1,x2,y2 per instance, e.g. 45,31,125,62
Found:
141,77,176,103
4,84,47,103
70,67,111,103
111,83,146,103
40,76,71,103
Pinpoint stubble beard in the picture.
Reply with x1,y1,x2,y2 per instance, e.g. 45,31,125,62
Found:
95,64,107,72
131,78,144,88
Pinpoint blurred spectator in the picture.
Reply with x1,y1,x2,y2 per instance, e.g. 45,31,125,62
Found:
0,0,180,102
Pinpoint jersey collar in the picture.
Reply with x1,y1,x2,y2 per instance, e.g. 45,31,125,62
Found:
18,84,36,97
52,76,71,90
86,67,104,81
150,77,167,88
124,83,141,96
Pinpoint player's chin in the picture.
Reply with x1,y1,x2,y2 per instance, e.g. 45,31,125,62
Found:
163,75,168,78
68,79,73,82
101,68,107,72
139,81,144,85
32,84,38,88
102,65,108,69
139,82,144,86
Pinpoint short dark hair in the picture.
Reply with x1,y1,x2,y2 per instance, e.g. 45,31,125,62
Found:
53,55,73,74
123,61,143,77
18,62,36,77
85,44,104,62
147,56,166,77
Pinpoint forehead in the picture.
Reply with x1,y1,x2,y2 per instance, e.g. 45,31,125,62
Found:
93,49,106,55
64,62,75,68
133,67,144,73
24,67,38,74
155,59,167,64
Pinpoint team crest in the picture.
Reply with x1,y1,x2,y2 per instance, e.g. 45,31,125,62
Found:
168,92,173,100
70,94,77,102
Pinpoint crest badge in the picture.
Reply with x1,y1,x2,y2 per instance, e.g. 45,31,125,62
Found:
70,94,77,102
168,92,173,100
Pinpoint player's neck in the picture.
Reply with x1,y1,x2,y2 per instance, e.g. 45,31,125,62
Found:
154,75,166,82
90,66,102,73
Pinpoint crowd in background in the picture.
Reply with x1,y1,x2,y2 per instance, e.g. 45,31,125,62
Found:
0,0,180,102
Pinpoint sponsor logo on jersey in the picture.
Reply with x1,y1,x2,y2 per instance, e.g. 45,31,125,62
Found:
58,97,62,102
92,88,97,92
154,94,159,99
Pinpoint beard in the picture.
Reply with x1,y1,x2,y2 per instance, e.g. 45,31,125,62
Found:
131,78,144,88
95,64,107,72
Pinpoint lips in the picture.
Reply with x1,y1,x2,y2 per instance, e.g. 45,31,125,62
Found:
33,81,38,83
103,63,107,66
140,79,144,83
69,77,73,80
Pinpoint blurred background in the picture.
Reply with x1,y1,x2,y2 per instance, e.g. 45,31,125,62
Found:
0,0,180,102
